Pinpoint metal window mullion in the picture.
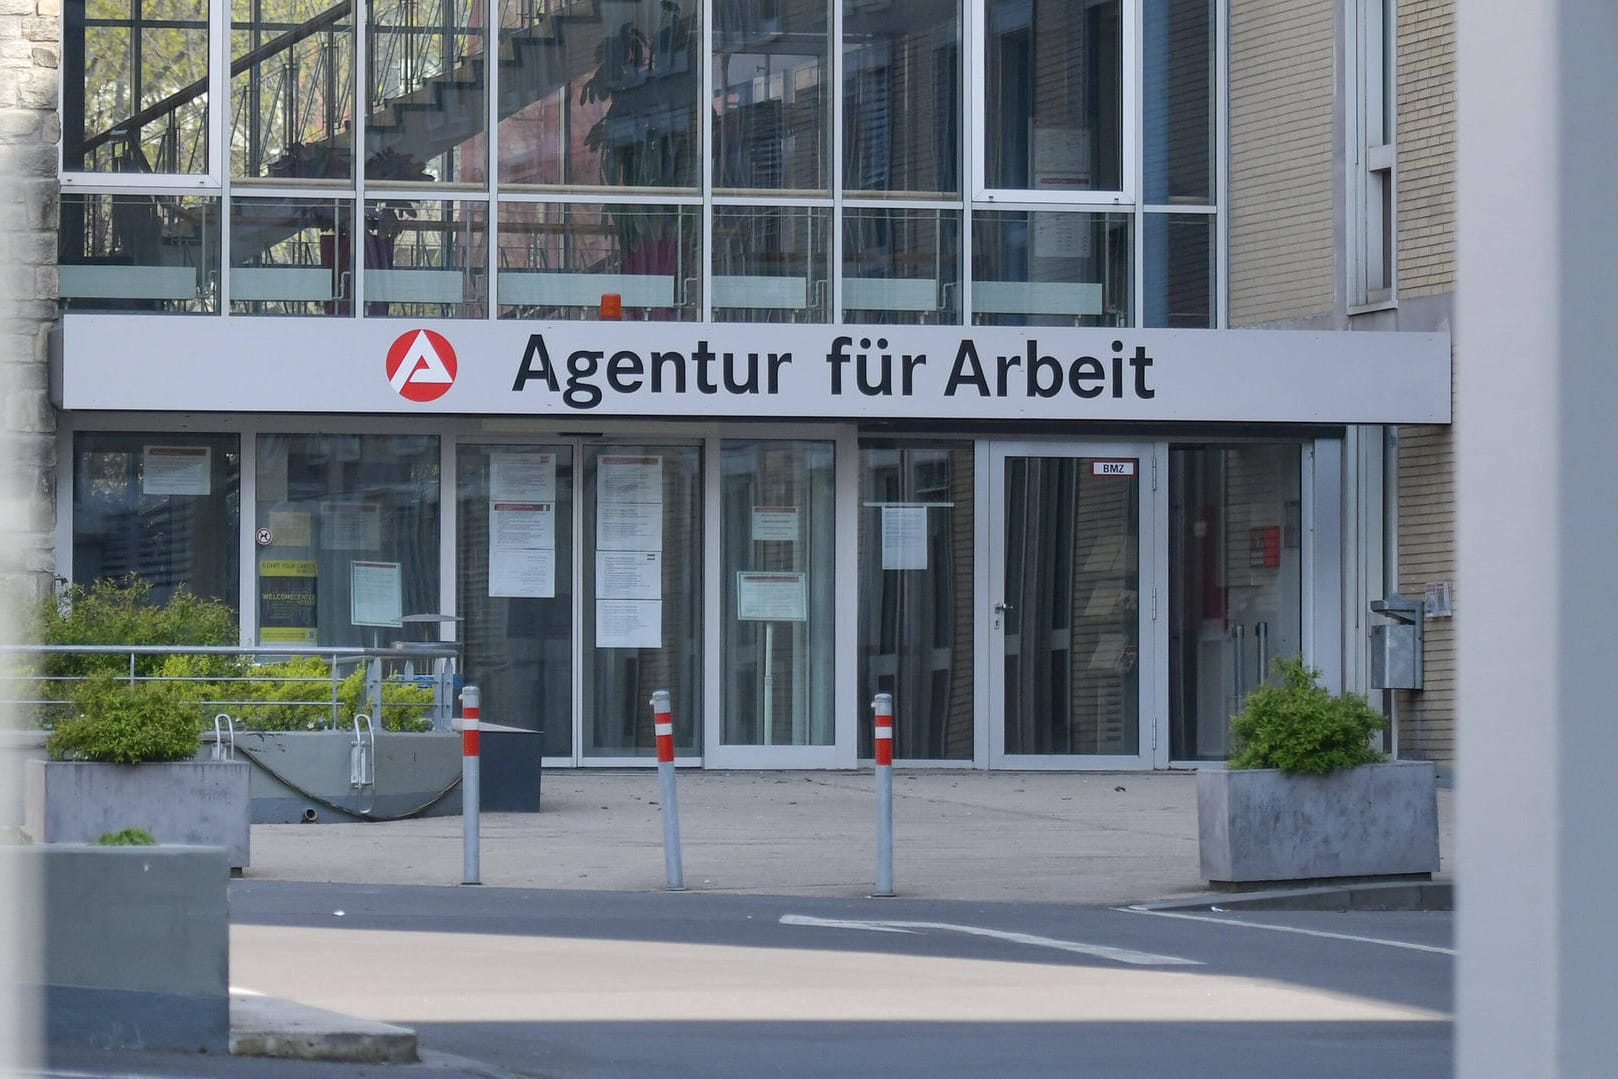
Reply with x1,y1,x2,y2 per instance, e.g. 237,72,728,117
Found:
354,0,369,314
1216,0,1230,328
960,0,973,323
1131,0,1143,328
701,0,714,322
486,0,499,320
830,0,844,323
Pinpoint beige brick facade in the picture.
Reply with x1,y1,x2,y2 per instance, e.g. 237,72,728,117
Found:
0,0,59,611
1393,0,1457,768
1228,0,1336,325
1396,0,1456,298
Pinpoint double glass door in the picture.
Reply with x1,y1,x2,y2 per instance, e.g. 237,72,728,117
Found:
456,441,703,764
988,442,1155,768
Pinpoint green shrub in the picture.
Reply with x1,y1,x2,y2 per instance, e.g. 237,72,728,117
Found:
46,672,202,763
36,577,236,678
1227,657,1387,775
96,827,156,846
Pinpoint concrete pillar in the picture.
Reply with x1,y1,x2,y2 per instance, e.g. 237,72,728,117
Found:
1456,1,1618,1074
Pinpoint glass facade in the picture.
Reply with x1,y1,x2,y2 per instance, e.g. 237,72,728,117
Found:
60,0,1217,328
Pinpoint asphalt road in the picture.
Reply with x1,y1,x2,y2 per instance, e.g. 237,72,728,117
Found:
36,880,1453,1079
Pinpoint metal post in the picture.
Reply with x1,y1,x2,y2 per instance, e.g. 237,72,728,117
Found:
460,684,480,886
872,692,895,897
651,689,684,890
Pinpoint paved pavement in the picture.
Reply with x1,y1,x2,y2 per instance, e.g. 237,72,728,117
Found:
246,769,1455,907
43,770,1460,1071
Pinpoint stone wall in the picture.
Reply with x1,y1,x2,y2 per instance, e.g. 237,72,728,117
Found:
0,0,59,611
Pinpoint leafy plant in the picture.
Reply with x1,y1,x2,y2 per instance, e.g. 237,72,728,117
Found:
1228,657,1387,775
46,671,202,763
96,827,156,846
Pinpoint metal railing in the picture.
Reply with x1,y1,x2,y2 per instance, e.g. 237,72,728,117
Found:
0,643,459,734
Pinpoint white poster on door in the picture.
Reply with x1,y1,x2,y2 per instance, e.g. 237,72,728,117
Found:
490,502,555,551
595,550,662,601
596,599,662,649
323,502,382,550
598,455,663,505
751,507,799,542
880,506,928,570
490,547,555,598
490,452,556,502
142,446,211,496
350,560,402,627
736,572,808,622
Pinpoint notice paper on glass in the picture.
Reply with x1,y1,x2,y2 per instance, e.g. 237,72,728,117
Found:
598,455,663,505
736,572,808,622
142,446,211,496
490,452,556,502
323,502,382,551
595,550,662,601
490,502,555,551
266,510,312,548
350,560,403,627
751,506,799,543
490,547,555,598
596,599,662,649
597,500,664,552
881,506,928,570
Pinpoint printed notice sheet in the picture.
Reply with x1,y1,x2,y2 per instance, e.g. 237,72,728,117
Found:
490,452,557,502
736,572,808,622
596,599,662,649
595,456,664,646
880,506,928,570
751,507,799,543
490,548,555,599
323,502,382,551
142,446,211,496
350,560,403,627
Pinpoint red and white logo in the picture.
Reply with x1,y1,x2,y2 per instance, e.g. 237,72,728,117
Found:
385,329,458,402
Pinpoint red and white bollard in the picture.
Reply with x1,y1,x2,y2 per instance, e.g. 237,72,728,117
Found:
873,692,895,897
460,684,480,886
651,689,685,890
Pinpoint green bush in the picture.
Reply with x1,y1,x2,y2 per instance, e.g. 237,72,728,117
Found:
96,827,156,846
35,577,237,678
1227,657,1387,775
46,672,202,763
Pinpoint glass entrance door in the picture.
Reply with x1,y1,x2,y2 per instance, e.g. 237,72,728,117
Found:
988,443,1154,768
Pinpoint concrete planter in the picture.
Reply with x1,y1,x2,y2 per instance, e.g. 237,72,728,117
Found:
9,844,230,1052
1197,760,1439,885
23,759,250,871
212,730,462,823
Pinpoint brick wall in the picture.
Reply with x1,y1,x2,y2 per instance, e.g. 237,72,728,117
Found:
1396,0,1456,297
0,0,59,613
1229,0,1336,325
1393,0,1456,769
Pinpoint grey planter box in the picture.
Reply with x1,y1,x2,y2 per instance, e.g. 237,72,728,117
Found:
1197,760,1439,885
9,844,231,1052
23,759,250,871
211,730,462,823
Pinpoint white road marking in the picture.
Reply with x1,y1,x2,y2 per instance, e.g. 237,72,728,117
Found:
1121,906,1456,955
779,913,1202,966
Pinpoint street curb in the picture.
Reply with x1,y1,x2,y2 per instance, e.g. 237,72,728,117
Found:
229,991,419,1063
1130,880,1454,913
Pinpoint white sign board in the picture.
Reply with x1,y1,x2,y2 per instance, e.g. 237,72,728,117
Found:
751,507,799,543
490,452,557,502
736,572,808,622
596,599,662,649
61,317,1454,426
881,506,929,570
350,560,402,627
142,446,210,495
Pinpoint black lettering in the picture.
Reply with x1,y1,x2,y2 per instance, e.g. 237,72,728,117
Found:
995,351,1021,398
513,334,560,392
651,350,686,393
694,340,718,394
901,353,925,395
826,336,853,395
767,353,791,393
564,350,603,409
945,340,991,397
723,352,760,394
1027,340,1063,398
608,350,644,393
1130,345,1156,399
857,338,893,396
1069,356,1106,399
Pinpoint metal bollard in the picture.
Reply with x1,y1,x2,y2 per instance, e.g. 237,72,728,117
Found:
460,684,481,886
651,689,685,890
872,692,895,897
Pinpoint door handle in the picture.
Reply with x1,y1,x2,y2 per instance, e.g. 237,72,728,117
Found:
994,602,1014,614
